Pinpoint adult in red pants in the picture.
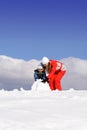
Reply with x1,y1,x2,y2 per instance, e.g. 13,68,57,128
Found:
41,57,66,91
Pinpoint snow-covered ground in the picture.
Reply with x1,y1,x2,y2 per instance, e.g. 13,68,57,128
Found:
0,55,87,129
0,84,87,130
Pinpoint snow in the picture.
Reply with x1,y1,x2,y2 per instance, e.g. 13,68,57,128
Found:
0,84,87,130
0,55,87,129
31,80,51,91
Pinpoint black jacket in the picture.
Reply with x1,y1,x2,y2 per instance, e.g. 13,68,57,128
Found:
34,69,47,81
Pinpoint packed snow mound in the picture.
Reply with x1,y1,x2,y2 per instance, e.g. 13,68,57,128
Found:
31,80,51,91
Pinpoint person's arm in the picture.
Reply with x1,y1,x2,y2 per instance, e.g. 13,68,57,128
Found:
42,75,49,83
34,70,38,81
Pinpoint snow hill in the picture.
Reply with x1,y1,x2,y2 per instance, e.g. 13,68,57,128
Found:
0,55,87,130
0,55,87,90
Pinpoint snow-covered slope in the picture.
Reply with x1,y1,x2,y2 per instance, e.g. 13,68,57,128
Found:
0,55,87,90
0,89,87,130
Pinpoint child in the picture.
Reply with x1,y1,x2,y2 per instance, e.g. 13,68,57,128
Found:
34,64,47,82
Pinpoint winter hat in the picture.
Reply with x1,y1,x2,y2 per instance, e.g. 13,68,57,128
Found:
37,65,43,69
41,57,49,64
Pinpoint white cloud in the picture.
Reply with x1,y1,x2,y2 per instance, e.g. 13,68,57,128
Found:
0,55,39,90
61,57,87,90
0,55,87,90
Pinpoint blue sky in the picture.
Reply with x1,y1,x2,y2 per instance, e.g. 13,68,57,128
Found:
0,0,87,60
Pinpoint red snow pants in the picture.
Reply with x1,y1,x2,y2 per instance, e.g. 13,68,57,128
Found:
49,70,66,91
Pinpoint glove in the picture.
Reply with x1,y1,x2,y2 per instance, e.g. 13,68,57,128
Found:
41,77,49,83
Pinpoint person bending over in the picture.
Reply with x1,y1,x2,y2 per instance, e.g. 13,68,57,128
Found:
41,57,66,91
